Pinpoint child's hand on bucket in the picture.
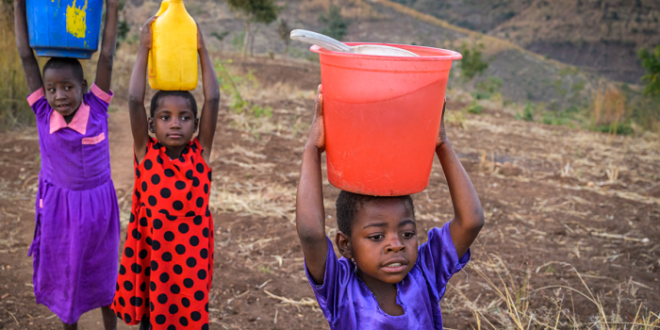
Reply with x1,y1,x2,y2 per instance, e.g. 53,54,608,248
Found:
436,98,449,149
307,85,325,152
139,16,158,49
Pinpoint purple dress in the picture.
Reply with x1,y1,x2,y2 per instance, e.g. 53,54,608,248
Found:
26,84,120,324
305,222,470,330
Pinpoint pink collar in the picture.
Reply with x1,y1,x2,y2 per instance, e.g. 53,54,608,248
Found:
50,101,90,135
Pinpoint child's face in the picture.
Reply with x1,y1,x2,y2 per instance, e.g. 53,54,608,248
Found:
149,96,198,147
43,68,86,117
339,199,418,284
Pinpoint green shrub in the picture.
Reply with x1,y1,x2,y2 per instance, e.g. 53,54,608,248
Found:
467,103,483,114
473,76,503,100
593,122,633,135
522,103,535,121
319,5,349,41
638,46,660,97
459,42,488,81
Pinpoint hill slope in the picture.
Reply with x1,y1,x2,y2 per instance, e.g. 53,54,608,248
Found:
116,0,595,107
391,0,660,83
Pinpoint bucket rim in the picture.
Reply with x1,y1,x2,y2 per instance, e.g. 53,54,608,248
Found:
310,43,462,61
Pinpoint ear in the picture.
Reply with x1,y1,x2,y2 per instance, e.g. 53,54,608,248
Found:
194,117,199,133
81,79,88,93
335,231,353,259
148,117,155,133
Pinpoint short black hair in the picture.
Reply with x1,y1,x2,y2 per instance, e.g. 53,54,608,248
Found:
43,57,84,82
149,90,198,117
336,191,415,237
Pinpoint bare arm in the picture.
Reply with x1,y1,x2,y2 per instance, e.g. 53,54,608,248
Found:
129,17,156,164
196,25,220,162
436,101,484,258
295,86,328,284
94,0,119,92
14,0,43,93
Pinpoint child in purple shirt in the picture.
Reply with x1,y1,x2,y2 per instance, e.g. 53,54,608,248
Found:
295,87,484,329
14,0,120,329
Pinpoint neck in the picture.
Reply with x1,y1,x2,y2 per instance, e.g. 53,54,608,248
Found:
63,101,83,124
164,145,187,159
356,268,397,296
356,267,404,316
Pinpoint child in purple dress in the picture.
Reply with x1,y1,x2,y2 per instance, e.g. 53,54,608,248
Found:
14,0,120,329
296,87,485,329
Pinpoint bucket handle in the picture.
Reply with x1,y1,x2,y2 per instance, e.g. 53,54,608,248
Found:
290,29,352,53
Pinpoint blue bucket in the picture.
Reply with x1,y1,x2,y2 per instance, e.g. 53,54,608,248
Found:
26,0,104,59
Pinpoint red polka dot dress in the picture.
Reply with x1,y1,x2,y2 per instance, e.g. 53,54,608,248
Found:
113,137,214,329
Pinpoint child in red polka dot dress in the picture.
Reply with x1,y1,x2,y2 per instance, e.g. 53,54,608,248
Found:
112,17,220,330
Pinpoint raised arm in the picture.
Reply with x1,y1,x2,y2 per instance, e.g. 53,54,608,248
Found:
94,0,119,92
196,25,221,162
295,86,328,284
129,17,156,163
436,100,484,258
14,0,43,93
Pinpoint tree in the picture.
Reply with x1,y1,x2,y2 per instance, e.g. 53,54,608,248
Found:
639,46,660,97
225,0,280,58
319,5,349,41
459,42,488,81
277,18,292,58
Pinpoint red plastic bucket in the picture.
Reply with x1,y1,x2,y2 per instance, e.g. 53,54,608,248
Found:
311,43,461,196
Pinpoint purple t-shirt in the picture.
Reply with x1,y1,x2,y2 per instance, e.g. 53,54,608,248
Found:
305,222,470,330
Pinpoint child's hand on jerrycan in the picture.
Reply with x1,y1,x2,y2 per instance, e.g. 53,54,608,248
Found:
139,16,158,49
308,85,325,152
436,98,449,148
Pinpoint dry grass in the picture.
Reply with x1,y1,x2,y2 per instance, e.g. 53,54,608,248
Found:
449,255,660,330
0,4,32,131
590,80,629,133
210,178,296,221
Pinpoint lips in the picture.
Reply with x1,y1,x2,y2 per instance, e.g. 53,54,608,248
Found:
381,260,408,273
167,133,183,138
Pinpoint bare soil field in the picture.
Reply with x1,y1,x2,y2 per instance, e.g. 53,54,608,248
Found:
0,57,658,329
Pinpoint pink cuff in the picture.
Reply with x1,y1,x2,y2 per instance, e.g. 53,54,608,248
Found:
27,88,45,106
91,83,113,104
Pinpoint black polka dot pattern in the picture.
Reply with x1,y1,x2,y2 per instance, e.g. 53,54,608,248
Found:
113,137,214,326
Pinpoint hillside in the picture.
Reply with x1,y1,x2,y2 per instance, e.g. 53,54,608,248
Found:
118,0,596,109
391,0,660,83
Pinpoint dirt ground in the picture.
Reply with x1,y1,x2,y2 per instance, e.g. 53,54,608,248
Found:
0,57,658,329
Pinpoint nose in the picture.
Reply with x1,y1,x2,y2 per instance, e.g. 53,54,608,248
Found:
170,117,181,128
385,237,406,253
55,89,66,100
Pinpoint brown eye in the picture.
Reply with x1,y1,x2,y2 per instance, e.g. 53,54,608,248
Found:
369,234,384,241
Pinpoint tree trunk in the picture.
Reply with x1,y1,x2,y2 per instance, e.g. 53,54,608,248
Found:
242,20,250,58
284,43,289,59
250,26,260,57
